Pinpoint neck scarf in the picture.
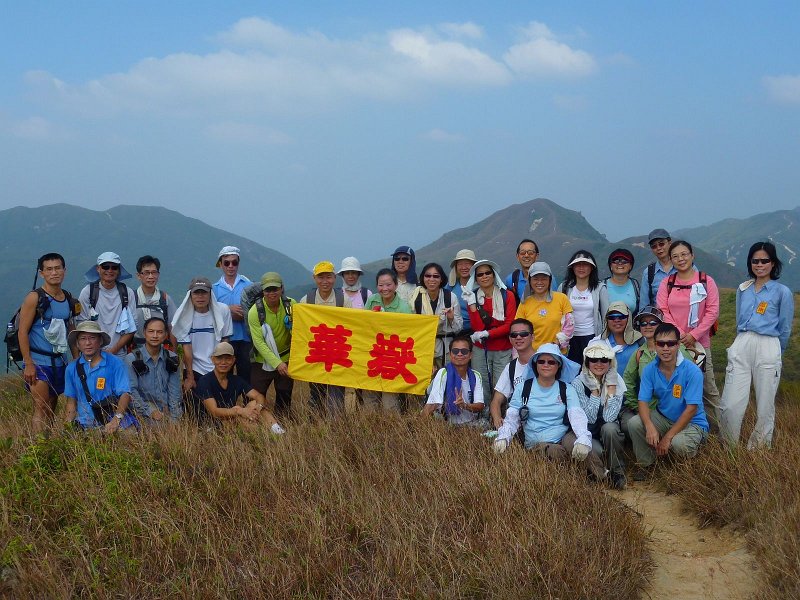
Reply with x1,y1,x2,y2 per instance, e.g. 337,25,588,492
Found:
443,362,476,416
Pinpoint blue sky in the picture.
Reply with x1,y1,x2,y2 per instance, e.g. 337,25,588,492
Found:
2,1,799,268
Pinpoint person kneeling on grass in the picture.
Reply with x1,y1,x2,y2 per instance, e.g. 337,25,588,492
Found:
422,334,484,424
492,343,607,482
627,323,709,481
63,321,138,433
571,339,628,489
195,342,285,434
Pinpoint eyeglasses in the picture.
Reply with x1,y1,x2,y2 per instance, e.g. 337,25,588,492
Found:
509,331,531,338
393,256,411,262
99,263,120,271
264,286,281,293
475,270,493,278
423,273,441,279
655,340,679,348
638,320,660,327
222,259,239,267
750,258,771,265
607,314,628,321
587,357,611,364
139,270,159,276
671,252,692,260
537,359,559,366
611,258,630,265
450,348,470,356
649,240,668,248
518,250,538,256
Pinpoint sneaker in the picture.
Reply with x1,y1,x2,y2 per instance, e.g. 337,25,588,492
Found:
610,472,627,490
270,423,286,435
632,466,652,482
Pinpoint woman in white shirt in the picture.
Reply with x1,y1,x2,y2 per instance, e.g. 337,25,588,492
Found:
558,250,608,364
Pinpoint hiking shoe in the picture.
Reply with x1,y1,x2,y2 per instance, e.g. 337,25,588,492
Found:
270,423,286,435
610,472,627,490
632,466,653,482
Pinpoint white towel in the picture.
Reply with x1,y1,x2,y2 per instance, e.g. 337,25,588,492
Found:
116,307,137,335
43,319,69,355
260,323,279,372
688,283,707,329
171,291,231,342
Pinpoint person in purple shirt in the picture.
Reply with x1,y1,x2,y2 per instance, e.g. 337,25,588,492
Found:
212,246,252,383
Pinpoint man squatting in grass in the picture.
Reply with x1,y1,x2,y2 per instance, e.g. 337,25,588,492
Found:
63,321,138,433
195,342,285,434
422,334,485,424
627,322,709,480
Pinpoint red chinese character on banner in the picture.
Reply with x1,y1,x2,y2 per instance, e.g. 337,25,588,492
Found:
367,333,418,383
305,323,354,372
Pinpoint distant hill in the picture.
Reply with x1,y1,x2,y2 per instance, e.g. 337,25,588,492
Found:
363,198,742,289
0,204,311,340
675,207,800,291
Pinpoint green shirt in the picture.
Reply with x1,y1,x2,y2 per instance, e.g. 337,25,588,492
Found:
364,293,413,314
248,297,296,369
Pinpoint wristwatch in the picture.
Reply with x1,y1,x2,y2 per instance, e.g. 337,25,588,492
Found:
113,412,124,421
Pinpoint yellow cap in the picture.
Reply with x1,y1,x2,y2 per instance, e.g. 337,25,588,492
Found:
313,261,335,276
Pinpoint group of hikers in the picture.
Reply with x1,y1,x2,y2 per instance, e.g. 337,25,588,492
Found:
14,230,793,489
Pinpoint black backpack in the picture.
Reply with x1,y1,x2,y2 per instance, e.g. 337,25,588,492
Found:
665,272,718,336
135,290,169,324
306,288,345,307
413,289,452,314
89,281,129,311
5,287,79,370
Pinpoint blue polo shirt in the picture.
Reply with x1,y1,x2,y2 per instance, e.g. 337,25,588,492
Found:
64,352,131,427
445,282,471,330
639,354,708,432
608,333,641,377
212,274,252,342
736,280,794,352
640,262,676,308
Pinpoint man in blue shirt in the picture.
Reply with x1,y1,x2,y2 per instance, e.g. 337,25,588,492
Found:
627,322,708,479
212,246,253,383
445,249,477,335
64,321,137,433
126,316,182,426
504,239,558,304
639,228,676,309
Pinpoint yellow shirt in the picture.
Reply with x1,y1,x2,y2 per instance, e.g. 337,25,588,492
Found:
515,292,573,349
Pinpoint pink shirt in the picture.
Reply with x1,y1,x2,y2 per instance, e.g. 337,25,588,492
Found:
656,271,719,349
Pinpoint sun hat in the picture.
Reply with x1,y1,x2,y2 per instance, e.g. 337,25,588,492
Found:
188,277,212,292
211,342,235,357
260,272,283,288
337,257,363,275
216,246,241,267
84,251,132,282
528,262,552,278
447,249,477,286
68,321,111,348
567,254,597,268
529,342,581,382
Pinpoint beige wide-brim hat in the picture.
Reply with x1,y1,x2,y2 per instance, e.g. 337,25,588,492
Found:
448,249,477,286
68,321,111,348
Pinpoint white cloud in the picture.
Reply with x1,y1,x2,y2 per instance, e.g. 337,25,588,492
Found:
25,18,513,117
205,121,292,144
438,22,484,40
504,21,596,78
763,75,800,105
421,128,465,142
9,116,68,141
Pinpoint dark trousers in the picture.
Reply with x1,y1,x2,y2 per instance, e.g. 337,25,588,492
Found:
250,363,293,417
309,383,345,417
231,340,253,384
567,334,594,365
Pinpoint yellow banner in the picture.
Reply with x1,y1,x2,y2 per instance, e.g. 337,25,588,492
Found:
288,304,439,394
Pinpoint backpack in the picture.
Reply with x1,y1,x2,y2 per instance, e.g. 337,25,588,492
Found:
239,281,265,324
517,378,568,446
307,288,345,307
646,262,657,306
5,287,79,369
413,289,452,315
89,281,129,311
475,289,509,330
665,272,718,336
602,276,641,314
510,269,523,306
135,290,169,325
254,296,294,330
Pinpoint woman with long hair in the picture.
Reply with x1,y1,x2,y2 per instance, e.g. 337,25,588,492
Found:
516,262,574,354
720,241,794,448
390,246,418,303
411,262,462,369
558,250,607,363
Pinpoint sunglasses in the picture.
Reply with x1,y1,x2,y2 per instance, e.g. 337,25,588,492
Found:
518,250,538,256
611,258,630,265
649,240,668,248
638,320,660,327
394,256,411,262
509,331,531,338
222,259,239,267
475,270,493,278
450,348,470,356
587,357,611,364
750,258,771,265
607,314,628,321
537,359,559,366
264,286,281,293
99,263,120,271
655,340,679,348
423,273,441,279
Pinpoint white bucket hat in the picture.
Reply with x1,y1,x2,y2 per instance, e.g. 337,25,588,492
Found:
337,257,363,275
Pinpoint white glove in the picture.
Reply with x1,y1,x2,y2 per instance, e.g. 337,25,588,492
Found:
493,438,509,454
461,289,477,306
605,370,618,386
584,373,601,393
571,442,591,461
555,332,569,350
470,330,489,343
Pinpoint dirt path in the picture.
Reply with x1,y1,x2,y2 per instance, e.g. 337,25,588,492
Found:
612,483,761,600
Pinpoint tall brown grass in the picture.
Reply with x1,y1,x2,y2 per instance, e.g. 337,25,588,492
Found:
0,379,652,599
660,383,800,599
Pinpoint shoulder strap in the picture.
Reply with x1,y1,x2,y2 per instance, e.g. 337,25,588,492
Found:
699,271,707,290
334,288,344,307
75,361,94,404
306,288,318,305
521,377,534,406
159,291,169,323
255,297,266,326
118,283,128,309
359,288,369,303
511,270,522,304
443,290,451,309
631,278,640,313
508,358,517,391
636,348,644,364
646,262,656,304
559,380,569,426
89,281,100,309
414,294,422,314
666,273,678,296
34,288,51,321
